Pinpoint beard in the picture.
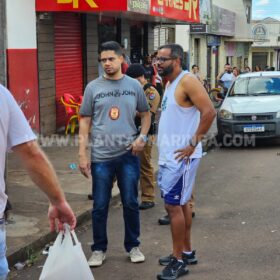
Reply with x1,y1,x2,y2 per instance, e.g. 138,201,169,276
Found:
104,67,119,76
158,64,174,77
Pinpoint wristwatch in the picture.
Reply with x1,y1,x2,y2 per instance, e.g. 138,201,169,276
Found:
139,134,148,143
189,138,199,147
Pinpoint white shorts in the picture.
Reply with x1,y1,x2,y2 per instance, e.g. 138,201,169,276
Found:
158,159,200,206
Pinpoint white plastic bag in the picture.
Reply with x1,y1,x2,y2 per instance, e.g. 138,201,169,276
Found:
39,224,94,280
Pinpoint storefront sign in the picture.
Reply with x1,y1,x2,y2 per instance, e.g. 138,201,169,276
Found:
252,24,267,43
208,5,235,36
36,0,200,23
207,35,221,46
36,0,127,12
190,24,207,33
128,0,150,14
150,0,200,23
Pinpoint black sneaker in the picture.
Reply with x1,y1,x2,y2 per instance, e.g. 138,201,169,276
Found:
139,201,155,210
157,257,189,280
159,251,198,266
158,215,170,225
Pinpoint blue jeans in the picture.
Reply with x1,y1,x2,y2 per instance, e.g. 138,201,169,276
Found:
91,152,140,252
0,220,9,280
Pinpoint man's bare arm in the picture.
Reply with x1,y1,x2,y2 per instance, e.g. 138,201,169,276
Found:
184,75,216,144
174,75,216,161
139,110,151,136
216,71,224,82
78,116,92,178
12,141,76,230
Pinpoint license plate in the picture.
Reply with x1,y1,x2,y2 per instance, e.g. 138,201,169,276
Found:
243,125,265,132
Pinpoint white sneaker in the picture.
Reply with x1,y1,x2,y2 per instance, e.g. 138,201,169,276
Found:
129,247,145,263
88,250,106,267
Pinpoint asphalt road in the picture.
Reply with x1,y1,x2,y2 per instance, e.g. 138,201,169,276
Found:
9,141,280,280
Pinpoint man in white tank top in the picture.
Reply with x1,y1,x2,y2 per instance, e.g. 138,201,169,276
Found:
155,44,216,280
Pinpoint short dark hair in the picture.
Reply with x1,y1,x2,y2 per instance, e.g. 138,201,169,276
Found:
99,41,122,56
126,64,146,78
158,44,184,65
192,64,198,69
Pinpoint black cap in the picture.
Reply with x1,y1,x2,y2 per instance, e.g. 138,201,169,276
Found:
126,63,146,78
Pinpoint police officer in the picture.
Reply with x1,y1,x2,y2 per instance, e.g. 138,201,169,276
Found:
126,64,160,210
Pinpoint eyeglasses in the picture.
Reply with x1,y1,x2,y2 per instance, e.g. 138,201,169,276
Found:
156,57,176,63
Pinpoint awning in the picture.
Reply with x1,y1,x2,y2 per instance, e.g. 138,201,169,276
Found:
36,0,200,24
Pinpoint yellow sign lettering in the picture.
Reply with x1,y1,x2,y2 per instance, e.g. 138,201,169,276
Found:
157,0,198,19
57,0,98,9
184,0,198,19
85,0,98,8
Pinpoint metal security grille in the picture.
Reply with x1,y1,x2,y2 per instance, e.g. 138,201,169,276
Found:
54,13,83,128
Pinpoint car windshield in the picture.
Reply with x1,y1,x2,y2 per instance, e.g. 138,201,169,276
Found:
229,76,280,96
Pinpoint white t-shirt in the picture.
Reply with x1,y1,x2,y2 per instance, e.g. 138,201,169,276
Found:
0,85,36,217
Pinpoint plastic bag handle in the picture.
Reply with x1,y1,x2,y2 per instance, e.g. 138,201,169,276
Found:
63,223,79,246
70,230,79,245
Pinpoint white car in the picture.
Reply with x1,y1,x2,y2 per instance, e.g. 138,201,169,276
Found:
217,71,280,142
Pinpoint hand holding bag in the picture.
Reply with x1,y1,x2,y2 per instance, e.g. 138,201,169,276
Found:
39,224,94,280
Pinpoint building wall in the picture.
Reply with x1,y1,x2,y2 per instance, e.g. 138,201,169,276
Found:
175,25,190,51
37,14,56,135
6,0,39,131
250,19,280,69
251,20,280,48
86,14,98,83
0,0,6,86
213,0,252,40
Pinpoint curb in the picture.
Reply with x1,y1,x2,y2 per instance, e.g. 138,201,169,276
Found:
7,132,217,267
7,195,120,267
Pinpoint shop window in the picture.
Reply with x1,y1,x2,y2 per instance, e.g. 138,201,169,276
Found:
154,26,174,50
98,17,116,47
246,5,251,24
237,57,242,70
226,56,233,66
130,23,143,63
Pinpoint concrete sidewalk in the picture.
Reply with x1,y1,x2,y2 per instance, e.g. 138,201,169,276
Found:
6,121,217,267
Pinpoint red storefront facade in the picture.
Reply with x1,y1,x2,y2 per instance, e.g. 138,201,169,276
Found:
10,0,200,134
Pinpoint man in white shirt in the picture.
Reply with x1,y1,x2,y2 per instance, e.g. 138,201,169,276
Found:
216,63,234,92
0,84,76,279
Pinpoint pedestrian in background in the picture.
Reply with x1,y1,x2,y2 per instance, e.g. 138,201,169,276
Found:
155,44,216,280
232,67,240,82
254,65,262,72
121,44,131,66
152,52,164,97
244,66,251,73
79,41,150,267
217,63,234,92
191,64,204,85
143,54,156,85
0,84,76,279
126,63,161,210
